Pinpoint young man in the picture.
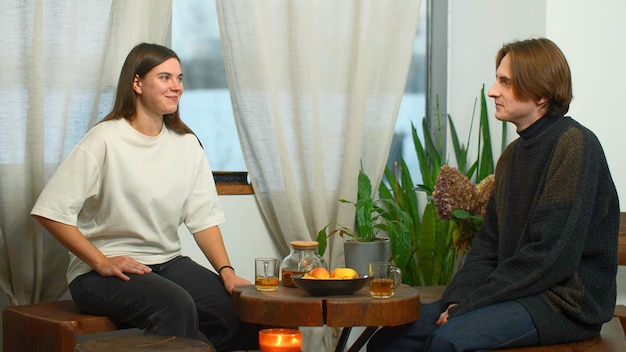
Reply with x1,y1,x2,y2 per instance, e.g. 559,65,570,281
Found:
367,38,620,351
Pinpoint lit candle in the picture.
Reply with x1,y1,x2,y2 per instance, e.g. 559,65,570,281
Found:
259,328,302,352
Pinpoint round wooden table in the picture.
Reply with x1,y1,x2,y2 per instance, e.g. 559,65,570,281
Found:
231,284,420,352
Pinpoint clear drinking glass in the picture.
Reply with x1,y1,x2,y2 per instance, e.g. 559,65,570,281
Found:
255,257,280,291
368,261,402,298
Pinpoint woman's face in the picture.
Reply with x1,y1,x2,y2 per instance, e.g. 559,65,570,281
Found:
133,58,183,118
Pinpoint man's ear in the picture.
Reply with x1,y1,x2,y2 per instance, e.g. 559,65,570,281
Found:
537,97,548,114
132,74,142,94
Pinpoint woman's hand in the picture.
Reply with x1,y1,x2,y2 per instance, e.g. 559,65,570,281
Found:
94,255,152,281
32,216,152,281
219,269,251,293
436,303,458,326
193,226,252,293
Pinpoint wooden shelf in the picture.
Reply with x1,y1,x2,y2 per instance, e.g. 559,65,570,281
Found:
213,171,254,195
216,183,254,195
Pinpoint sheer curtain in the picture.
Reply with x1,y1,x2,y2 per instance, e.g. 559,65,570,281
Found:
217,1,420,350
217,0,421,269
0,0,172,306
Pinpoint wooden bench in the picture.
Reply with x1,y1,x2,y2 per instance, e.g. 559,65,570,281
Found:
2,300,128,352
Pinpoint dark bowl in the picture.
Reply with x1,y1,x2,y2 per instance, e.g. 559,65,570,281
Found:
292,274,370,296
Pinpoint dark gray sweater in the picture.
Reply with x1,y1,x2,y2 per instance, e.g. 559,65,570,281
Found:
442,116,620,345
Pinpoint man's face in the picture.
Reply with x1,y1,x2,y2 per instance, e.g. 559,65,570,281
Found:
487,54,546,131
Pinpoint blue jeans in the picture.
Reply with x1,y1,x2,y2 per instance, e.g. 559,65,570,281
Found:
367,299,539,352
69,256,262,352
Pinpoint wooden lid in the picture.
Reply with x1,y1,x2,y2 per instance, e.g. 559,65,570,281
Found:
290,240,319,249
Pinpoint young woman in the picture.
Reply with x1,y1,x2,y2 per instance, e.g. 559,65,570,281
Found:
31,43,259,352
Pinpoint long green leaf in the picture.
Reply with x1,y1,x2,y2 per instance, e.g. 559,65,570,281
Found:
477,84,494,182
379,161,419,284
399,159,419,227
448,115,468,174
500,119,509,154
412,121,434,193
416,201,439,285
422,117,443,177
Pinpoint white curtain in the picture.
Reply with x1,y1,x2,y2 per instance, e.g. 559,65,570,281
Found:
217,1,420,350
0,0,172,306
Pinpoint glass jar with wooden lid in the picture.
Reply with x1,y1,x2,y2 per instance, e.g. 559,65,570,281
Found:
281,240,327,288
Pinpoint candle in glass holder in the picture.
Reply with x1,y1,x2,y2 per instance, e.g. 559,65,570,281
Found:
259,328,302,352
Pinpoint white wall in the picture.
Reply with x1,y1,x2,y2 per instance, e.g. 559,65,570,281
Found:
447,0,546,156
180,195,280,282
546,0,626,207
447,0,625,209
447,0,626,305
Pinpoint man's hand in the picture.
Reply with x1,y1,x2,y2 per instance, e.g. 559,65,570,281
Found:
437,303,458,326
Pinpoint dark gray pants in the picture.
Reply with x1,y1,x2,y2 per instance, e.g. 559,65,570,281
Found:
367,299,539,352
69,256,260,351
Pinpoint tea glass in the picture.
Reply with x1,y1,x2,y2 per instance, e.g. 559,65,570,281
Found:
255,257,280,291
368,261,402,298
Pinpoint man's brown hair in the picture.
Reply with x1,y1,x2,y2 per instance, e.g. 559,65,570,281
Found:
496,38,572,116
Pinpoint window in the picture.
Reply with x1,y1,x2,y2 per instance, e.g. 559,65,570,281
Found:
172,0,433,181
172,0,244,172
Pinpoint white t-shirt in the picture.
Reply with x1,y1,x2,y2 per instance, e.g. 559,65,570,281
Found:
31,118,225,283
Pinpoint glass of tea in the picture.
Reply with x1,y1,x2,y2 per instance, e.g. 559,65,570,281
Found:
368,261,402,298
255,257,280,291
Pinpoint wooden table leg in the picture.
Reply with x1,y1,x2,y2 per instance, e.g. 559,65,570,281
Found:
334,326,378,352
335,327,351,352
345,327,378,352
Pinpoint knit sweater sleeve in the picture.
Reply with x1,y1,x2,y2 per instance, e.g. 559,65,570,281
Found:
445,124,619,319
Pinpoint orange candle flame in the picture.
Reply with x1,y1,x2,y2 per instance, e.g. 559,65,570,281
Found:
259,328,302,352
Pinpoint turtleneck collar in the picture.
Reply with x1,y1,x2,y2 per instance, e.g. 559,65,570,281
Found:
518,114,564,140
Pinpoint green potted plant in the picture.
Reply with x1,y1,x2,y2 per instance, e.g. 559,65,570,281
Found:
316,168,413,276
379,85,505,286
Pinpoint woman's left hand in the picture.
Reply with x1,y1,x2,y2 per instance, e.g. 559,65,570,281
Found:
221,271,251,293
